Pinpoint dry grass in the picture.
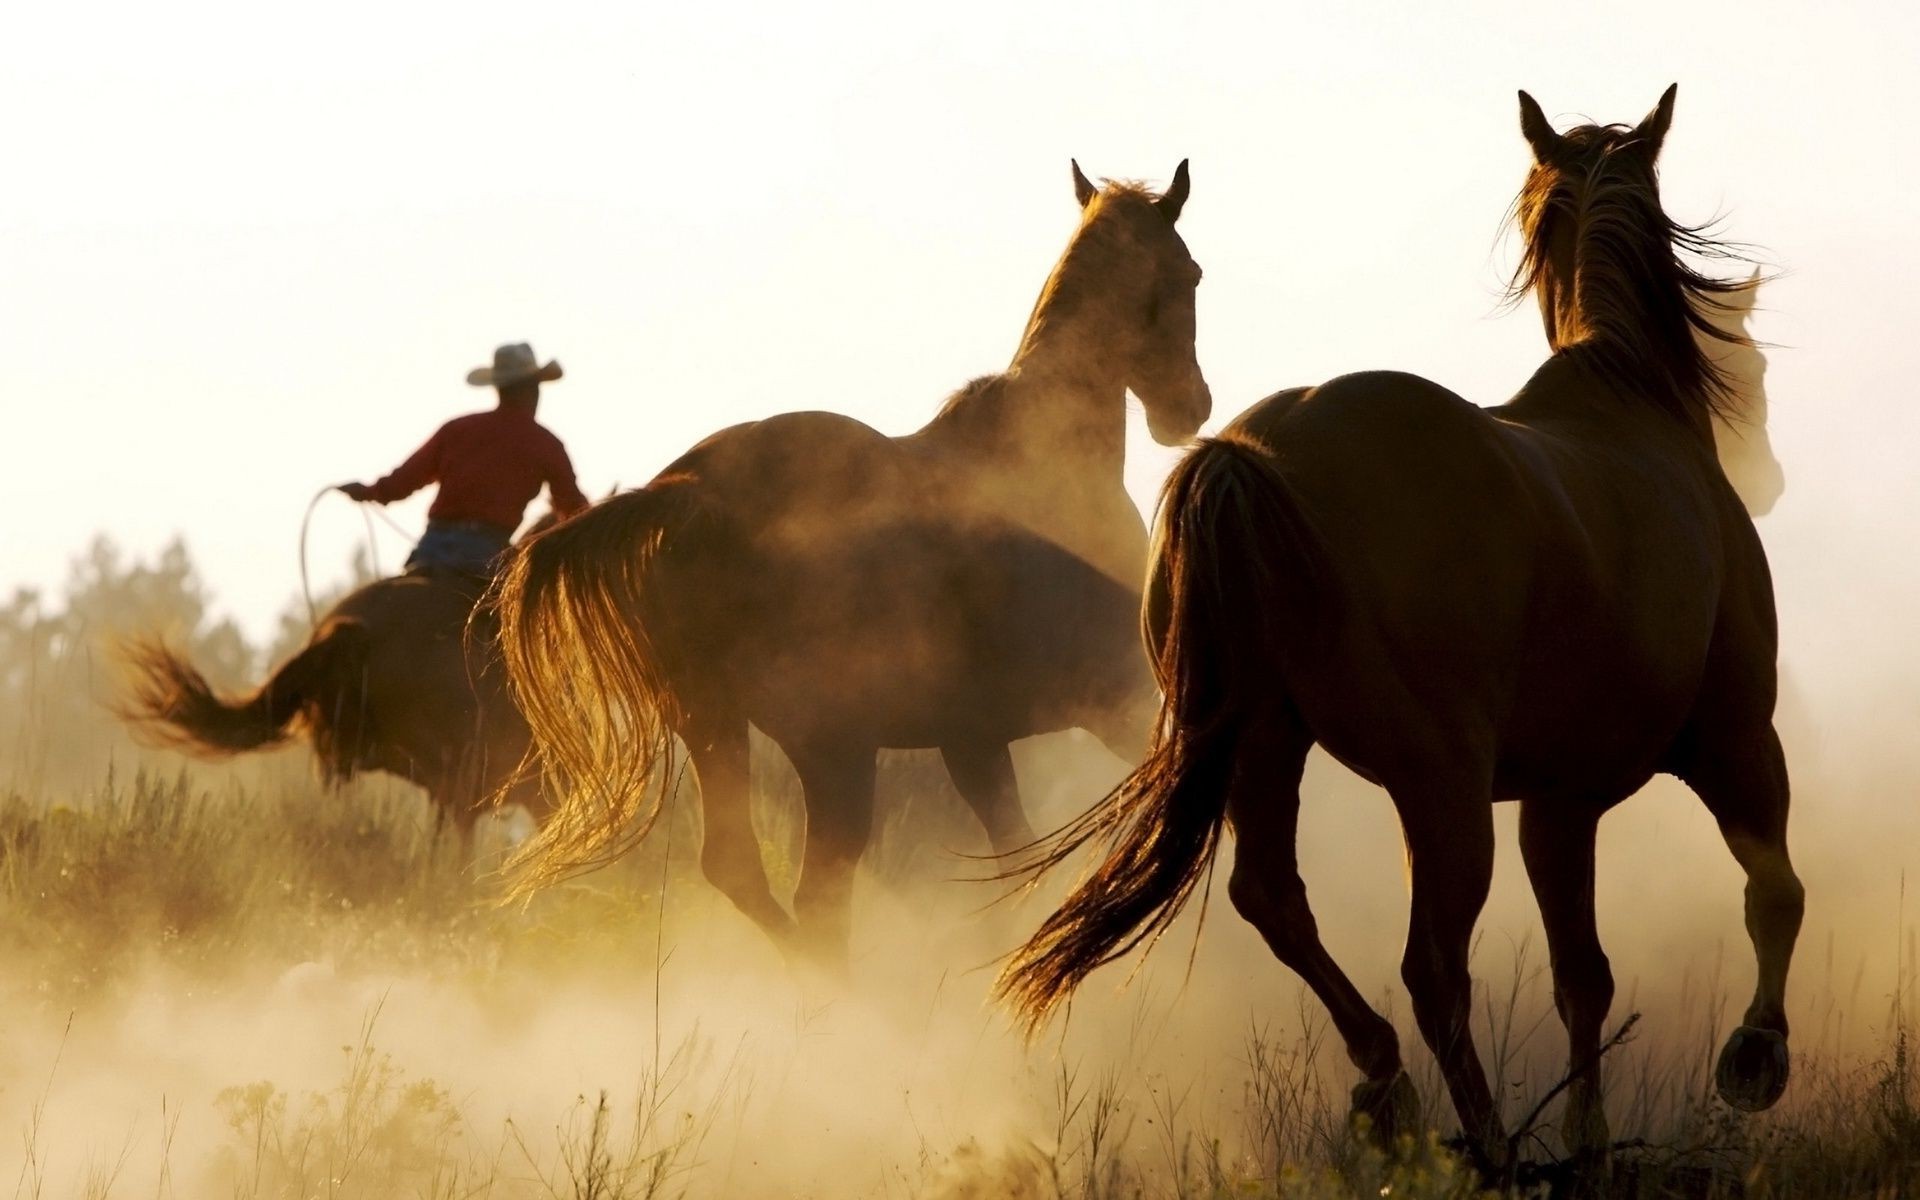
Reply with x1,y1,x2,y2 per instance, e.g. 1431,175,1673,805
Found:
0,771,1915,1197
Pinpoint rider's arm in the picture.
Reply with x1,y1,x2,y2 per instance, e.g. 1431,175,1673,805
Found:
364,425,447,504
545,439,590,518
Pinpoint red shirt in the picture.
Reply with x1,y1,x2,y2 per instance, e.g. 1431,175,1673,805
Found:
369,407,588,533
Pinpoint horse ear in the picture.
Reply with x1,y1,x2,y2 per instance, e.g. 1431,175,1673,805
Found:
1518,90,1561,163
1635,83,1678,157
1156,159,1191,223
1071,159,1098,209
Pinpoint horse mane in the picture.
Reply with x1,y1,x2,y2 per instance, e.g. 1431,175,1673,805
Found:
914,180,1172,446
923,373,1011,434
1507,123,1758,429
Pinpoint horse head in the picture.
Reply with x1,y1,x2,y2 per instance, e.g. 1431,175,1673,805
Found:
1047,160,1212,445
1512,85,1765,446
1513,85,1678,354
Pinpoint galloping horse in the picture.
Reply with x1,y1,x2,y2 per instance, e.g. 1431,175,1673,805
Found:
122,570,541,849
999,88,1802,1161
495,162,1210,967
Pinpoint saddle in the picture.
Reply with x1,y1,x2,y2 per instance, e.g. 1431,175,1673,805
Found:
403,562,496,608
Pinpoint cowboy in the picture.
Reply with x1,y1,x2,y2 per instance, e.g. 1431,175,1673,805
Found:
339,342,589,574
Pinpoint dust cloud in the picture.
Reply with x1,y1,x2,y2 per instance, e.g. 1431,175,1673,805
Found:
5,410,1919,1194
3,689,1913,1196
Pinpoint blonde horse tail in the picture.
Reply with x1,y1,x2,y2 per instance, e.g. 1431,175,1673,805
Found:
996,434,1325,1030
491,484,709,897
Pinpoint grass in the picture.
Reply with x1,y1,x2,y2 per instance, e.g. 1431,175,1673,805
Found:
0,770,1916,1197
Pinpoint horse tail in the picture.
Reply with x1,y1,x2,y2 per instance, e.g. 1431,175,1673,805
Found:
119,622,369,758
996,433,1325,1030
490,482,710,897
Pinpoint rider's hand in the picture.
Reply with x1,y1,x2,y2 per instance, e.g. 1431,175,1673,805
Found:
338,482,376,502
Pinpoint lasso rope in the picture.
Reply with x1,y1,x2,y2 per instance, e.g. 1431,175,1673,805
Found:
298,487,417,632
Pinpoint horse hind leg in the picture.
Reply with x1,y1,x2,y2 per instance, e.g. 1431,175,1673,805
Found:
1389,764,1505,1160
1081,683,1159,767
940,742,1036,856
433,750,496,869
1227,717,1413,1144
689,716,798,953
1518,800,1614,1154
1673,723,1803,1113
787,738,878,975
433,796,480,867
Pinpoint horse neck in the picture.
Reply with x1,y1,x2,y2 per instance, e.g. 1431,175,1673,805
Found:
1509,350,1706,450
1540,241,1720,445
997,328,1129,472
917,294,1131,482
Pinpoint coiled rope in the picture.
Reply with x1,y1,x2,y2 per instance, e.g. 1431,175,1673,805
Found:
297,487,419,631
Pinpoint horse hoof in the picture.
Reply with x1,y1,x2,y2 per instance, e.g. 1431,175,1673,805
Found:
1349,1071,1418,1144
1715,1025,1789,1112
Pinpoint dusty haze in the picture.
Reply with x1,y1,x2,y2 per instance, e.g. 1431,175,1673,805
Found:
4,0,1919,1193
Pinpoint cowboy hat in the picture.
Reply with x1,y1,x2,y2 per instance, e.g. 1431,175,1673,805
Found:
466,342,563,387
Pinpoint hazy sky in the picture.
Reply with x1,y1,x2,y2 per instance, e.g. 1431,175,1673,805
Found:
6,0,1917,722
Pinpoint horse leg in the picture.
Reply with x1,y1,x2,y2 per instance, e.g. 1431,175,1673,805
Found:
1081,687,1159,766
1674,724,1802,1112
940,742,1036,855
689,716,797,950
1517,800,1613,1153
449,804,479,866
787,738,878,974
1391,776,1504,1158
452,751,494,867
426,783,480,868
1227,721,1411,1143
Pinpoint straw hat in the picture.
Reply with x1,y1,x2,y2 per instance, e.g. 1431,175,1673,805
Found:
466,342,563,388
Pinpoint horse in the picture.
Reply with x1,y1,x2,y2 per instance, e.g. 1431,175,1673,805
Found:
121,568,541,852
493,161,1211,969
997,87,1802,1166
1705,271,1784,517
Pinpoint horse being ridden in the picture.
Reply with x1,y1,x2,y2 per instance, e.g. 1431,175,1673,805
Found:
121,342,592,853
999,87,1802,1163
121,567,543,851
494,163,1211,968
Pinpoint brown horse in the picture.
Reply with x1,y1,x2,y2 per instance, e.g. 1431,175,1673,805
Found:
999,87,1802,1164
494,162,1210,967
121,569,541,848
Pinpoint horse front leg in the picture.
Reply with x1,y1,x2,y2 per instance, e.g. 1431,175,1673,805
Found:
1389,767,1505,1166
1675,724,1803,1113
1518,800,1615,1154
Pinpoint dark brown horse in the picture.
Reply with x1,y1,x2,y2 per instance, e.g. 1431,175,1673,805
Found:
999,87,1802,1163
121,570,541,848
494,162,1210,967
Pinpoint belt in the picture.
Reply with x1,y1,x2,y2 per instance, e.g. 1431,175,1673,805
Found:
427,518,515,539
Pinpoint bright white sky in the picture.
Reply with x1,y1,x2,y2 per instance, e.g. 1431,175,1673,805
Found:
4,0,1917,724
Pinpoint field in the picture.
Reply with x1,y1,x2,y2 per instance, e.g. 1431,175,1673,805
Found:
4,544,1919,1197
1,766,1915,1198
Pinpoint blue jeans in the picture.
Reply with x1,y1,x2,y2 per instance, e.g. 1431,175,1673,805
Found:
406,520,513,574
